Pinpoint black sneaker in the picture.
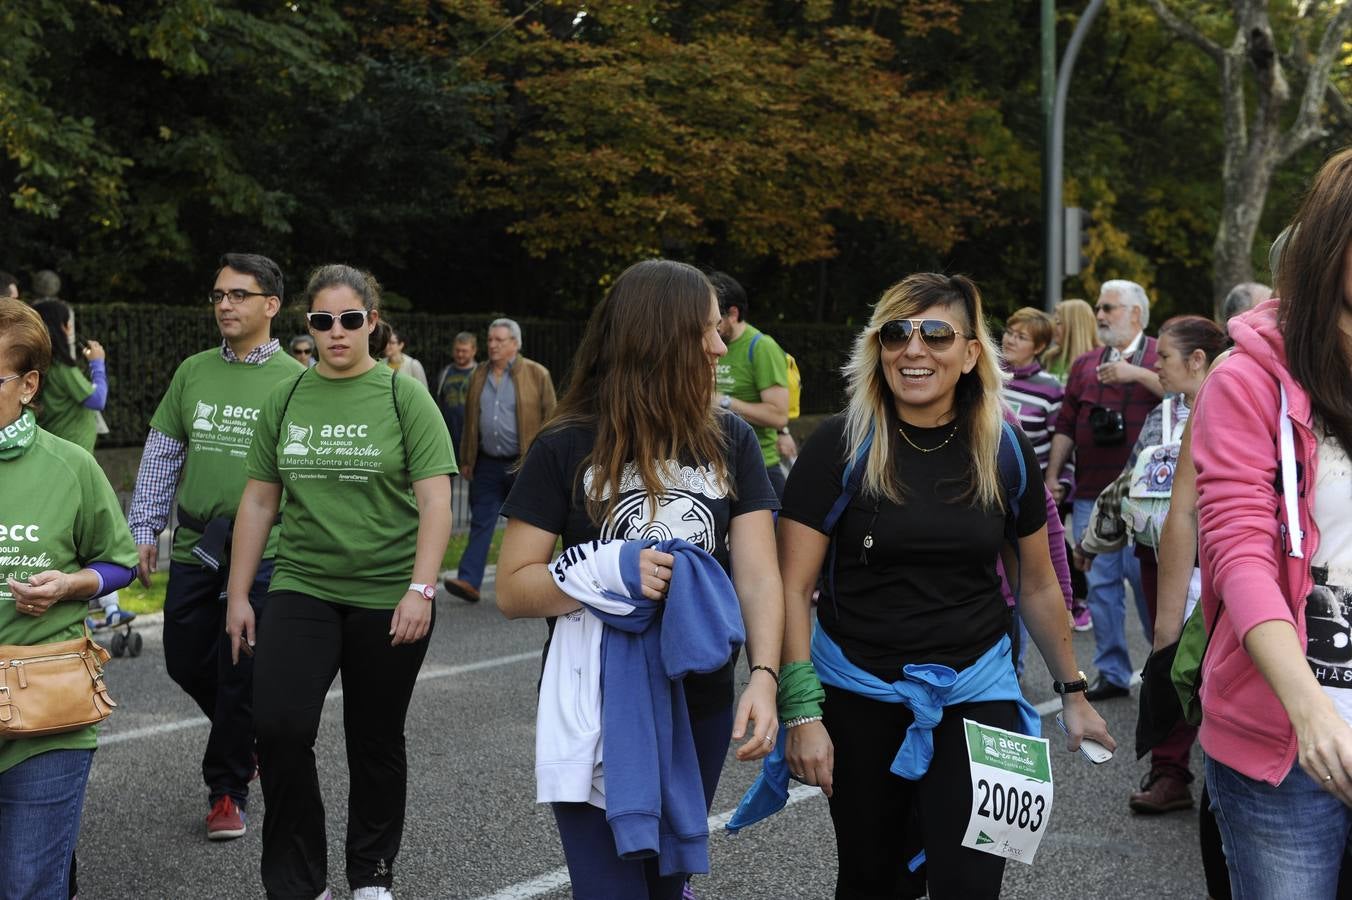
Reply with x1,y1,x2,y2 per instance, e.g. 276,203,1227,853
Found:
1085,675,1130,701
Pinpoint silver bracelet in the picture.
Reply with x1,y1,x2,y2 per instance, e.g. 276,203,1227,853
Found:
783,715,823,729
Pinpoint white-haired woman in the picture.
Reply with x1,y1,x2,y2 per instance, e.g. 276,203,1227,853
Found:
776,273,1114,897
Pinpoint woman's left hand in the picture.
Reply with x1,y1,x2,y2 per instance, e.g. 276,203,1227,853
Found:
7,571,75,616
390,591,433,646
1060,693,1117,755
732,668,779,762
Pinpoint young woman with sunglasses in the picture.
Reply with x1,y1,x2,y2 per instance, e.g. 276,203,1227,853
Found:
777,274,1114,898
496,259,782,899
226,265,455,900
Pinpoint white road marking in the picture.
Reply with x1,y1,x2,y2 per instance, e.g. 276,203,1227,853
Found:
471,785,824,900
473,669,1146,900
98,650,538,747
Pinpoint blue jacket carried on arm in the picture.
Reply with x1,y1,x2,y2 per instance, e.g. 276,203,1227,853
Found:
574,538,745,877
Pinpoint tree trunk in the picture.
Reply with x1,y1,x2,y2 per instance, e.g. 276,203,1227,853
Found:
1145,0,1352,319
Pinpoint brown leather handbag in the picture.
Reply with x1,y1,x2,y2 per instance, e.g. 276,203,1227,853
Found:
0,629,117,738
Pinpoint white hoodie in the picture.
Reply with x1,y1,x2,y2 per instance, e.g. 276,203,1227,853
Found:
535,539,634,808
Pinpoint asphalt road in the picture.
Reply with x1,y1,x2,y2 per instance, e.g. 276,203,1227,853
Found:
79,578,1205,899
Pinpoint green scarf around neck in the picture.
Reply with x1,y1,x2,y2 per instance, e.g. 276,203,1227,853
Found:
0,408,38,460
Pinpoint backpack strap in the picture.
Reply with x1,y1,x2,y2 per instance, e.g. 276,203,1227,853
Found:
823,423,873,534
390,370,410,470
997,418,1028,602
748,332,762,365
277,368,309,422
819,422,874,617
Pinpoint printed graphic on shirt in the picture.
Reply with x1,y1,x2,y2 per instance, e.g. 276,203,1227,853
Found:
188,401,264,459
1132,445,1181,497
0,524,52,603
1307,583,1352,673
583,462,728,554
279,418,386,483
1310,425,1352,721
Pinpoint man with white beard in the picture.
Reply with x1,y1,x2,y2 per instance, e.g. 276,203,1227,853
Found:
1044,280,1163,701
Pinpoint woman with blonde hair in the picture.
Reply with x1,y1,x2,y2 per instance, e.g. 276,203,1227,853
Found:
1043,298,1102,383
776,273,1114,896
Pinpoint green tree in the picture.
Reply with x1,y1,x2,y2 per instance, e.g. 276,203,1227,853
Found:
1145,0,1352,314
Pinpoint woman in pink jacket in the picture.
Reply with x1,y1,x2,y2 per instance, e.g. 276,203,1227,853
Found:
1193,148,1352,898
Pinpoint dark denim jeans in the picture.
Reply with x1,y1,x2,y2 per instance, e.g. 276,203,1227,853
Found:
460,455,515,589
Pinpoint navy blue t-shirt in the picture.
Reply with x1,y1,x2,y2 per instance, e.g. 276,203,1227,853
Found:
502,412,779,713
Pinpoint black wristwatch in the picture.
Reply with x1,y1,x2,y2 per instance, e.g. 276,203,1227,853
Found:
1052,670,1089,695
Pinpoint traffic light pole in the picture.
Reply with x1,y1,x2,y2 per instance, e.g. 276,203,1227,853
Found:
1044,0,1106,312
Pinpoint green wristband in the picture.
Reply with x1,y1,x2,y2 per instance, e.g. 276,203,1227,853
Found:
777,660,825,722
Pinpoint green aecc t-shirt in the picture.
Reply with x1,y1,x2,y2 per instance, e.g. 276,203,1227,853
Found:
38,362,97,453
246,364,457,608
150,349,304,564
0,428,138,773
715,324,789,467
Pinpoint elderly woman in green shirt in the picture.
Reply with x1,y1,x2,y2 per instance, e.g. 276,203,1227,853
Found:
0,298,137,899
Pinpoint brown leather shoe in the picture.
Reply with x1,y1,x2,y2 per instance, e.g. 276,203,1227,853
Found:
442,576,481,603
1129,769,1193,814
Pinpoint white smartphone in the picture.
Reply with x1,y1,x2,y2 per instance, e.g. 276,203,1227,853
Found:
1056,713,1114,764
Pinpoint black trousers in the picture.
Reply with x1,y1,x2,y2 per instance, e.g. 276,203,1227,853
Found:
823,686,1020,900
253,591,433,900
162,559,272,807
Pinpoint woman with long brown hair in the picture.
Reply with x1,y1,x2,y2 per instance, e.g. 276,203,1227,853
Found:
1192,147,1352,896
496,258,782,899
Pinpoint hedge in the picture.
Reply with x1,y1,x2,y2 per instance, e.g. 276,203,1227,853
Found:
75,305,858,447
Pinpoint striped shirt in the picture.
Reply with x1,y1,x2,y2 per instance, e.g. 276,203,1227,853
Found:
1002,361,1074,489
126,340,281,545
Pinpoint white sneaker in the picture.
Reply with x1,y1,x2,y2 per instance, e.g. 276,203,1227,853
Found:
352,888,394,900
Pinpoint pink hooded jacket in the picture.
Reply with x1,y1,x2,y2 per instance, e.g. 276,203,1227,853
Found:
1192,299,1319,785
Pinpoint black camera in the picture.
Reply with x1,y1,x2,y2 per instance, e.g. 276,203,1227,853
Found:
1089,405,1126,447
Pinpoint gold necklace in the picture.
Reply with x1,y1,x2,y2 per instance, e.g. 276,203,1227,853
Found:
897,420,959,453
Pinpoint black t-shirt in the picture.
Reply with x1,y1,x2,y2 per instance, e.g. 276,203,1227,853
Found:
781,413,1046,679
501,412,780,714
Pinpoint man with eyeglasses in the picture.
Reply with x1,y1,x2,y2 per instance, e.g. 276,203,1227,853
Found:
127,252,303,841
1045,279,1163,702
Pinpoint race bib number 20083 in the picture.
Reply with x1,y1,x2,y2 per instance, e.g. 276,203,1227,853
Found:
959,719,1054,865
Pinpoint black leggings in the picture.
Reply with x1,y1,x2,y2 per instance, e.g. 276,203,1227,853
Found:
253,591,433,900
823,686,1020,900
